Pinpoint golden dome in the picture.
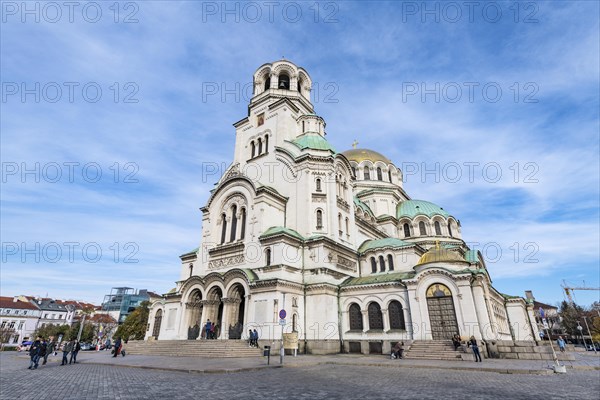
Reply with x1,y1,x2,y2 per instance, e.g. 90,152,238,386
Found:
342,148,392,164
416,243,465,266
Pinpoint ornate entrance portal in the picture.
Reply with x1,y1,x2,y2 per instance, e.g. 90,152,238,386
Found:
426,283,459,340
186,290,203,340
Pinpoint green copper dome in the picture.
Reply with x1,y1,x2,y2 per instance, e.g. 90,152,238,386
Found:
291,133,336,152
397,200,451,219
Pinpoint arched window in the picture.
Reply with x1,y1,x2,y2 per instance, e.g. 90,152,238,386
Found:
364,166,371,180
403,223,411,238
278,73,290,90
349,303,363,330
388,300,405,330
351,166,356,177
316,178,322,192
297,79,302,93
419,221,427,236
377,167,383,181
264,77,271,91
240,208,247,240
370,257,377,273
251,141,255,158
387,254,394,271
338,213,343,235
220,213,227,244
316,210,323,229
189,264,193,278
345,217,349,236
302,121,305,132
265,135,269,153
448,221,453,237
434,221,442,236
257,138,262,155
265,248,271,266
229,205,238,242
378,255,385,272
368,303,383,330
388,169,392,182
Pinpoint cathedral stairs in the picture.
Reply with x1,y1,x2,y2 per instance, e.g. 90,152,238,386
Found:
125,340,263,358
404,340,465,361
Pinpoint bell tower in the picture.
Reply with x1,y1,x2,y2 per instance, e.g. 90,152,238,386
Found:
232,60,319,167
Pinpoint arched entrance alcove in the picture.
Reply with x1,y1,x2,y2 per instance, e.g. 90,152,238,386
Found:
426,283,459,340
206,286,224,338
152,309,162,339
226,283,246,339
186,289,203,340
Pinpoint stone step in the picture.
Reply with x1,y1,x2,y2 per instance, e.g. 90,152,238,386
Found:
126,340,263,358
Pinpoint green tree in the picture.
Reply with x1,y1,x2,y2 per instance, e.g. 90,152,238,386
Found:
114,301,150,340
559,301,587,339
34,324,71,341
68,321,95,342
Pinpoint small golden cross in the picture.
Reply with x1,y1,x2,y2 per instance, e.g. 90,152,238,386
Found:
352,140,359,149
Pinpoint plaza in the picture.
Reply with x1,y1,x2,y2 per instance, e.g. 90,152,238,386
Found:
1,351,599,400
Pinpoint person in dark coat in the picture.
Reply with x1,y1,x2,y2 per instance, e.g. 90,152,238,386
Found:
43,337,55,365
61,340,73,365
70,340,81,364
468,336,482,362
28,337,42,369
112,337,122,358
204,320,211,340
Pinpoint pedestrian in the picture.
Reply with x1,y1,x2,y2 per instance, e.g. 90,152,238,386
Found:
70,340,81,364
391,342,400,359
112,337,122,358
105,338,111,351
468,336,482,362
43,337,55,365
205,319,211,340
452,334,461,351
248,330,254,347
38,338,47,366
121,339,127,357
61,340,73,366
398,341,404,359
28,337,42,370
252,329,259,347
210,322,216,339
557,336,566,352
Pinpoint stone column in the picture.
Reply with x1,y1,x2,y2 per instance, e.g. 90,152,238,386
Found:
381,308,390,332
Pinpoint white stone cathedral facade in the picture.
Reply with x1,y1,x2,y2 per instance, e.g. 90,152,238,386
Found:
146,60,540,354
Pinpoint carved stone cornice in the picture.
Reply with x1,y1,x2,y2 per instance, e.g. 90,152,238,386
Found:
185,301,203,309
222,297,241,304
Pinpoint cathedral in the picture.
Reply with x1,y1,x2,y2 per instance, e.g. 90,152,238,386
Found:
146,60,540,355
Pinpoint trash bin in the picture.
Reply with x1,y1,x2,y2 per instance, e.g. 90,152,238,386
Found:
263,345,271,356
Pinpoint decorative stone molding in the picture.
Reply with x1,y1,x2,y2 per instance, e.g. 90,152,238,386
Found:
208,254,245,269
222,297,241,304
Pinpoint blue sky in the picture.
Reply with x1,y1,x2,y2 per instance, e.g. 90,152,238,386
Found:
1,1,599,307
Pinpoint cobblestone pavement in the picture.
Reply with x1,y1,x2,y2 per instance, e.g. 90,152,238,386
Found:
1,353,599,400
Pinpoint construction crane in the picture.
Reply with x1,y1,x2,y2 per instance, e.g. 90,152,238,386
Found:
561,280,600,304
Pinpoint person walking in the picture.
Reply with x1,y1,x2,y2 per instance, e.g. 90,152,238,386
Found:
28,337,42,370
112,337,122,358
61,340,73,366
43,337,55,365
557,336,566,352
70,340,81,364
248,330,254,347
252,329,259,347
468,336,482,362
452,334,461,351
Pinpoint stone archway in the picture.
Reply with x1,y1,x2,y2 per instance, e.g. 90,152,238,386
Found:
186,289,203,340
426,283,459,340
225,283,246,339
